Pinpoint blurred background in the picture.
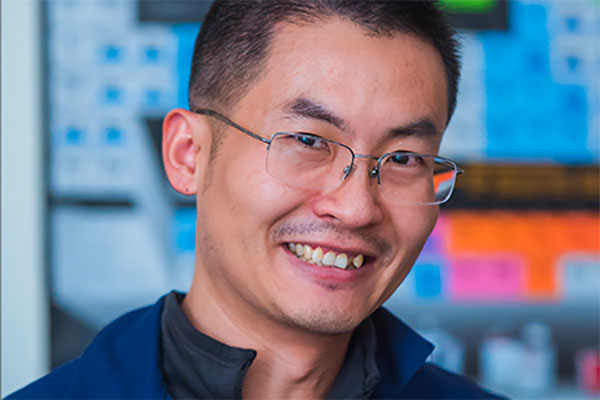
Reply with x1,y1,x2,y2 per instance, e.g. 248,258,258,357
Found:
2,0,599,398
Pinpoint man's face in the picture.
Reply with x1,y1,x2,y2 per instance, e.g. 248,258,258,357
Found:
194,18,448,334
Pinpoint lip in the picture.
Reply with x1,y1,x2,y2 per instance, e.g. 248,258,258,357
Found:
280,243,376,285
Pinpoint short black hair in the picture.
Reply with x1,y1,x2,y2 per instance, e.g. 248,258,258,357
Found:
189,0,461,124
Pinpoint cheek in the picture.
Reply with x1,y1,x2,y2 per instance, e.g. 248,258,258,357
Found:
395,206,440,242
412,206,439,242
208,144,307,247
391,205,439,265
366,206,439,310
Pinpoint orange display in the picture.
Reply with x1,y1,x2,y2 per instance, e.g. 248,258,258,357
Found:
444,211,599,300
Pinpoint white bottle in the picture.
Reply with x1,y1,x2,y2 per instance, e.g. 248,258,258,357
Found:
480,332,523,395
517,322,556,395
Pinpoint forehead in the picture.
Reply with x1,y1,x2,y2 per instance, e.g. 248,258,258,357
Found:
234,17,449,148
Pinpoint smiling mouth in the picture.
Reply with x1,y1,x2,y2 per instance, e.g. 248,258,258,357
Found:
284,243,373,270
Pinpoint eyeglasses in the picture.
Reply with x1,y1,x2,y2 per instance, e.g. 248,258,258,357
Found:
194,109,463,205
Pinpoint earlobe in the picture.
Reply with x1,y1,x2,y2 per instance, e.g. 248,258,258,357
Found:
162,108,212,195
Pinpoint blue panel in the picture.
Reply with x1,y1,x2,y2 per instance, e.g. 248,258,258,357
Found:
143,46,160,64
172,24,201,109
510,2,548,41
414,261,444,299
66,127,84,146
101,44,123,64
173,208,197,254
101,85,123,105
564,15,580,33
144,89,161,108
104,126,124,146
479,1,593,163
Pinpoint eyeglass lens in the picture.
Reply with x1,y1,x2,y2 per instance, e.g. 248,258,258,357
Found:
265,133,458,205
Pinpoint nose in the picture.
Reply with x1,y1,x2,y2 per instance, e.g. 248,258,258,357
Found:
310,158,384,228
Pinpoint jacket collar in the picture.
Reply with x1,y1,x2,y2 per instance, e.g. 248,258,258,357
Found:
371,308,435,398
72,295,433,399
70,296,170,398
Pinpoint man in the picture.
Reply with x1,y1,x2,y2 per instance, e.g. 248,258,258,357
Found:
10,1,503,399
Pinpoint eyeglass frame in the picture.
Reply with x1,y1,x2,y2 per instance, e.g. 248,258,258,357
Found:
193,108,464,204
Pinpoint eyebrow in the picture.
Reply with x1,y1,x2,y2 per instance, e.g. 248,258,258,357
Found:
384,118,440,140
283,97,348,131
283,96,440,139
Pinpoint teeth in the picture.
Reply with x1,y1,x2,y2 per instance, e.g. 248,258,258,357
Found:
287,243,366,270
303,245,312,259
312,247,324,263
334,253,349,269
322,251,336,266
353,254,364,268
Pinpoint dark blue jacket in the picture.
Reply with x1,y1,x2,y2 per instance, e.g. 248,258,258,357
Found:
8,296,503,399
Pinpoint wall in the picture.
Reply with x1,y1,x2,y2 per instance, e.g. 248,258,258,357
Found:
1,0,49,396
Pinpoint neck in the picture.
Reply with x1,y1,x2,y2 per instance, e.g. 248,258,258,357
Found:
183,268,353,399
241,337,349,399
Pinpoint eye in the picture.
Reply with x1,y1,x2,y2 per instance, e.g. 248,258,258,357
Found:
390,154,409,165
389,153,421,166
294,134,329,150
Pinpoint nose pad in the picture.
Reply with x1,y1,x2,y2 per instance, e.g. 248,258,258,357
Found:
369,167,380,184
343,164,353,180
342,163,379,182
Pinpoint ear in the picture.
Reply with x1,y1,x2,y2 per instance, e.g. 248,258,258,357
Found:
162,108,212,195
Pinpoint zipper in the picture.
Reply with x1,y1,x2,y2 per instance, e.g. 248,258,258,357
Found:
234,352,257,399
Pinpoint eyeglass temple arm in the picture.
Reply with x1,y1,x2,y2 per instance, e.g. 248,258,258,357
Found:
194,109,271,144
432,164,463,176
437,168,464,175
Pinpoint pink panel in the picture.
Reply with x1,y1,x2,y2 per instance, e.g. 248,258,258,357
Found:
448,254,525,301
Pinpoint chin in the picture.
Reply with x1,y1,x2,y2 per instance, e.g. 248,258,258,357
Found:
278,304,368,335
